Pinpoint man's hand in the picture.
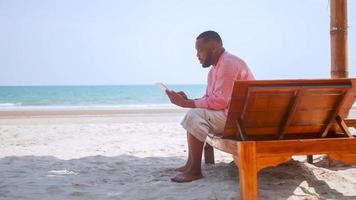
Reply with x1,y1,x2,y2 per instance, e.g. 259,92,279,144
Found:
176,91,188,100
166,90,195,108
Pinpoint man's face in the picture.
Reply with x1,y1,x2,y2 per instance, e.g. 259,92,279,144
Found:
195,38,213,68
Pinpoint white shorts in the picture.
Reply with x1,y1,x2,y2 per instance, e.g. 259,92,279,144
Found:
180,108,227,142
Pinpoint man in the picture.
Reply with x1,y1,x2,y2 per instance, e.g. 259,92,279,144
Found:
166,30,254,183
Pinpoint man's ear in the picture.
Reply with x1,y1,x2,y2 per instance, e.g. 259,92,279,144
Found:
210,41,219,54
211,44,219,54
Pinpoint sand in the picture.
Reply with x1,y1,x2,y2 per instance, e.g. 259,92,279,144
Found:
1,108,356,200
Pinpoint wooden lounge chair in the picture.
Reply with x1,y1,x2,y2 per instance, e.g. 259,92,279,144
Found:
204,79,356,200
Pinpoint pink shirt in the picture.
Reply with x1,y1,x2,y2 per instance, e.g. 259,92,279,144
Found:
194,51,255,116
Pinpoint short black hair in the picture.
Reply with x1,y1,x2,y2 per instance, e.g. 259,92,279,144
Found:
196,30,222,44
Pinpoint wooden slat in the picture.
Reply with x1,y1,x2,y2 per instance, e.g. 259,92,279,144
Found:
240,92,293,111
291,110,333,125
243,110,287,126
241,109,344,127
298,91,343,109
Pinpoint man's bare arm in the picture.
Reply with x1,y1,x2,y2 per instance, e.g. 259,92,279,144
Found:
166,90,196,108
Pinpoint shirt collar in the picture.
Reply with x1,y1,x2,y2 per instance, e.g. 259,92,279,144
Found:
213,51,228,68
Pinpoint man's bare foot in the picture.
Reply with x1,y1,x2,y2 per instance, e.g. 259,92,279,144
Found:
174,161,191,172
171,172,203,183
174,165,188,172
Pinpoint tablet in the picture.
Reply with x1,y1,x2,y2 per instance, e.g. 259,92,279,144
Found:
156,82,171,92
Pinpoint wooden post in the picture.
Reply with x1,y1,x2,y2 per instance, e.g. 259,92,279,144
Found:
204,143,215,164
328,0,348,167
307,155,313,164
330,0,348,78
237,142,258,200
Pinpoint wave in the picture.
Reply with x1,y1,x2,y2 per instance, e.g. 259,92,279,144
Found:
0,103,22,107
0,103,180,111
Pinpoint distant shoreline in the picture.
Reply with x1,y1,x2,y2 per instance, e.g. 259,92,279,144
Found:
0,106,355,119
0,106,188,118
0,104,177,110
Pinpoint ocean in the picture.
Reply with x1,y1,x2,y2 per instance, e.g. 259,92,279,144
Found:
0,85,206,109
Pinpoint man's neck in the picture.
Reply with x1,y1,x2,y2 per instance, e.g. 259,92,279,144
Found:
212,48,225,66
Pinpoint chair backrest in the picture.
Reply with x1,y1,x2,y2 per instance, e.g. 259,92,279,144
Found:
223,79,356,140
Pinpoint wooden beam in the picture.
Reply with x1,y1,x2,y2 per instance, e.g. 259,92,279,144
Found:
236,118,248,141
276,91,302,139
320,92,347,137
336,115,353,137
345,118,356,128
205,134,238,155
257,155,292,171
329,152,356,165
256,138,356,157
330,0,348,78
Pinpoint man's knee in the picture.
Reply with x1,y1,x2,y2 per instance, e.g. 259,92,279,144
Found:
185,108,205,121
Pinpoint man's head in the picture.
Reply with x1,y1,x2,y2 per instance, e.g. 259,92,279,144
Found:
195,31,224,68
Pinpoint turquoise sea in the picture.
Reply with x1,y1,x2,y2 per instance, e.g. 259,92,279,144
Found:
0,85,206,109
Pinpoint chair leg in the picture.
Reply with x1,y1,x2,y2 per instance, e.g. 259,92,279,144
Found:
237,142,258,200
204,143,215,164
307,155,313,164
328,155,337,167
329,152,356,166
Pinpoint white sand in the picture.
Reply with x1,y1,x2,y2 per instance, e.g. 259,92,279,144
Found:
1,109,356,200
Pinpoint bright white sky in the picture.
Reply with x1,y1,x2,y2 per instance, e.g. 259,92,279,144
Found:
0,0,355,85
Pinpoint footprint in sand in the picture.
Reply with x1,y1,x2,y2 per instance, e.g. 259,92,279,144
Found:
46,186,64,193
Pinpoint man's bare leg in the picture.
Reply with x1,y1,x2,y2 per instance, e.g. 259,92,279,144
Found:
175,133,192,172
171,133,204,182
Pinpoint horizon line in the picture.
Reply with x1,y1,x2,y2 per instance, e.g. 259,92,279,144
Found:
0,83,207,87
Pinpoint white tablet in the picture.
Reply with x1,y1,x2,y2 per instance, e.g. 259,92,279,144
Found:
156,82,171,92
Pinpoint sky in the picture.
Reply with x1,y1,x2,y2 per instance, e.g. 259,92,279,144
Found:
0,0,355,86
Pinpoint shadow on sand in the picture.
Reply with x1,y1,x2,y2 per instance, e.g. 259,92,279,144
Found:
0,155,355,200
